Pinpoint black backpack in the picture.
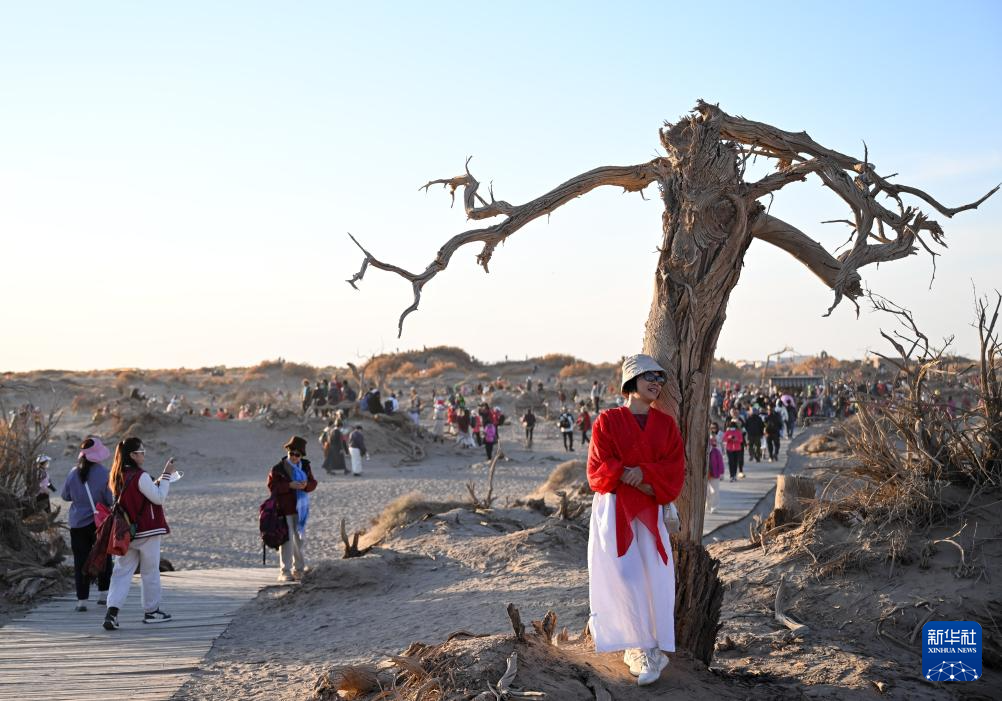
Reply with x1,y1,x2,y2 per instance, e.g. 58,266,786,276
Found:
259,495,289,564
559,415,571,429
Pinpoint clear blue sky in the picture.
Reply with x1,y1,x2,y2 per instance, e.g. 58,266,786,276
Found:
2,1,1000,371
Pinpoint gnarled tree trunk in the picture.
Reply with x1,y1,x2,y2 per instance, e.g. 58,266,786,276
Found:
644,110,759,661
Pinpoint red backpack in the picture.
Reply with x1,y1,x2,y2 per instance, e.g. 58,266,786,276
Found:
259,495,289,564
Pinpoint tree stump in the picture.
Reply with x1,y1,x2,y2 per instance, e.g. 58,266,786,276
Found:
774,475,816,521
671,536,724,664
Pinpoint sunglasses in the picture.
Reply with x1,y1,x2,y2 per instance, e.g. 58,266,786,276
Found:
288,451,302,458
639,371,668,384
131,449,146,455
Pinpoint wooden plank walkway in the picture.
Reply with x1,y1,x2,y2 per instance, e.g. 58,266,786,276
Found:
0,567,280,701
702,427,809,539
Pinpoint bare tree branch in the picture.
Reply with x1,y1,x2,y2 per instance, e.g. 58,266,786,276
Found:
347,159,665,336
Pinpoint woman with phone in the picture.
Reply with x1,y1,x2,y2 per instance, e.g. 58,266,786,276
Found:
102,436,177,631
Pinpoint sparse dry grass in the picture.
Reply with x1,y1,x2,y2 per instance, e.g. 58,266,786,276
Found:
365,492,467,545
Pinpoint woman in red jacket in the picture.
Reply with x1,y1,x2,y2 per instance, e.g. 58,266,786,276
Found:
103,436,178,631
587,354,685,687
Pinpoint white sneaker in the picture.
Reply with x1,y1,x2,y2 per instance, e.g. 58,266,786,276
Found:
623,648,644,676
277,572,294,582
636,648,668,686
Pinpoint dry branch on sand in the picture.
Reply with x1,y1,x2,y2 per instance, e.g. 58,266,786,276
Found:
751,293,1002,583
0,409,70,602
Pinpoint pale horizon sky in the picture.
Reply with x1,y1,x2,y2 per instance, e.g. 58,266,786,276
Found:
2,1,1001,372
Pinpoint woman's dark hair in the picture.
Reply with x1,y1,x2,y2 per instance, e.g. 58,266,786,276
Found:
622,377,638,395
77,438,96,483
110,436,143,496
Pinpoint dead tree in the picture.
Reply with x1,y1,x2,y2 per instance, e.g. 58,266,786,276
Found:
346,100,997,661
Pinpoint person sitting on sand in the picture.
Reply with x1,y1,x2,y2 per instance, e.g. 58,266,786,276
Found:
267,436,317,581
103,437,177,630
586,354,685,687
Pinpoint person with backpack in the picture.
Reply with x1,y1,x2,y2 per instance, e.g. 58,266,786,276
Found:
722,421,745,482
483,420,498,460
557,407,575,452
103,436,177,630
587,354,685,686
61,437,114,612
267,436,317,581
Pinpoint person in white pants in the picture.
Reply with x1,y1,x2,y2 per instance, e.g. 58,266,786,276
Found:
348,425,367,476
103,437,177,630
586,355,686,687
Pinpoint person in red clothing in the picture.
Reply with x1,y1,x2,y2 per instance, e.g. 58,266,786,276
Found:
103,436,178,631
722,421,745,482
576,405,592,444
587,354,685,687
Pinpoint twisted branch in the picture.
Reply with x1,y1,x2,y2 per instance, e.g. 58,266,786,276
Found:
347,159,665,336
698,99,998,313
348,102,997,332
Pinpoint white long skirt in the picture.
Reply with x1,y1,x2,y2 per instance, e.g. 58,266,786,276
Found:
587,492,676,653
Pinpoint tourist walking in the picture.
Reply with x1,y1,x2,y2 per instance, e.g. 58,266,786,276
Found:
348,425,368,475
587,354,685,686
577,406,592,444
706,422,724,513
61,437,114,612
763,405,782,461
521,407,536,448
483,420,498,461
722,421,745,481
783,398,797,438
301,379,312,414
744,407,764,463
267,436,317,581
590,380,602,413
432,397,446,440
103,437,177,630
558,407,575,452
34,454,57,512
319,420,349,475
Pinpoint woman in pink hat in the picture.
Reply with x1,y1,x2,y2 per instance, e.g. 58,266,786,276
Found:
61,437,115,611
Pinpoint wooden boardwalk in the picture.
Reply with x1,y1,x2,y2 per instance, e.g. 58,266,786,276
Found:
702,427,809,539
0,567,279,701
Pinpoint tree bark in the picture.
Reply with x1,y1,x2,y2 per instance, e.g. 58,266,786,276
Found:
642,108,757,663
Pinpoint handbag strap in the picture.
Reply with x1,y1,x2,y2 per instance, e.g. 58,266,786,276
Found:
83,480,98,515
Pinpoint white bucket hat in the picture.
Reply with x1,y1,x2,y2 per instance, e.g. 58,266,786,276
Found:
620,354,667,393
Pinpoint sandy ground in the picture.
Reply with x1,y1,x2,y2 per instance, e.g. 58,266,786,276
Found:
44,414,572,572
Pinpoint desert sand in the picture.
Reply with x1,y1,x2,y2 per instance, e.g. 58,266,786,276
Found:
2,356,999,700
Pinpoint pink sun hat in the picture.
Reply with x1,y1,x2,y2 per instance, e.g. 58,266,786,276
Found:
79,437,111,463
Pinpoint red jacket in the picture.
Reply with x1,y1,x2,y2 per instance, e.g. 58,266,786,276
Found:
267,458,318,517
587,406,685,564
118,467,170,539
